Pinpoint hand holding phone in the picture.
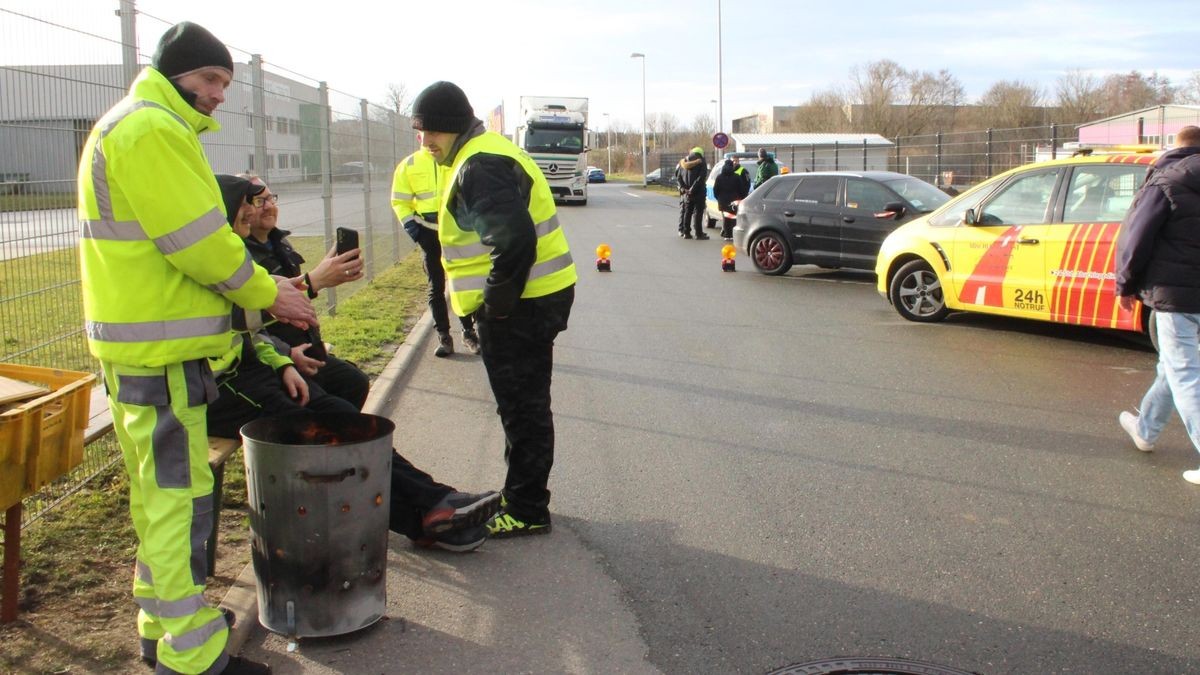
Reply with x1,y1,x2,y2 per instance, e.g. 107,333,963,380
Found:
336,227,359,260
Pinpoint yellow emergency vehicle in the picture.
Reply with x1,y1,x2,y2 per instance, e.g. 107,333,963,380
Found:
875,149,1159,338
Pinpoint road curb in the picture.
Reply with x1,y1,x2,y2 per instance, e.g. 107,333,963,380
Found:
219,308,435,654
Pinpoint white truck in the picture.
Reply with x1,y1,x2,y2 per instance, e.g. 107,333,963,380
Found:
515,96,589,206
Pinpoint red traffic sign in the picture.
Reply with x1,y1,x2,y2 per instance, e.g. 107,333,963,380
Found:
712,132,729,149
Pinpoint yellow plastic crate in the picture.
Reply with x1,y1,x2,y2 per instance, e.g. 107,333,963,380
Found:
0,364,95,511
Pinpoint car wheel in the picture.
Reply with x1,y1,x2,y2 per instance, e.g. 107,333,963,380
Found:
889,259,949,322
749,231,792,275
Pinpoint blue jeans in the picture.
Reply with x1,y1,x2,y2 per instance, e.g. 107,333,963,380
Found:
1137,311,1200,455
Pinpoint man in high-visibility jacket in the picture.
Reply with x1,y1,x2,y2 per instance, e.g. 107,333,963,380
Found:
391,147,479,357
411,81,576,538
77,22,314,675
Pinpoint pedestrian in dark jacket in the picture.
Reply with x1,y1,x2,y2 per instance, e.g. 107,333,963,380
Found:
677,147,709,239
713,158,750,241
1115,125,1200,484
753,148,779,190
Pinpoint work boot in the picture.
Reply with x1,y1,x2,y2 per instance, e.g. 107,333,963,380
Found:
461,329,481,355
421,491,501,536
695,232,710,240
220,655,272,674
434,331,453,357
414,524,488,552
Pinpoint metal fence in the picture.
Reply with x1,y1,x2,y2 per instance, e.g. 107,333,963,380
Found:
1,3,418,527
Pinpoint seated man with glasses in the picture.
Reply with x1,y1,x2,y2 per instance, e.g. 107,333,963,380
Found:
237,173,371,410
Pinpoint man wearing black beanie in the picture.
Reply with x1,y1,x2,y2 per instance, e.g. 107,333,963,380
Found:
412,80,577,540
77,20,310,675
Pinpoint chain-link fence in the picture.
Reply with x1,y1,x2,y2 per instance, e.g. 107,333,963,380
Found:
1,3,418,527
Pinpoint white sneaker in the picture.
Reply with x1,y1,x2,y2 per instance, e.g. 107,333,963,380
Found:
1118,411,1154,452
1184,470,1200,485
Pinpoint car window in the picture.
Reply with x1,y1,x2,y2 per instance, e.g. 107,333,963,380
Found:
791,176,839,206
1062,165,1143,223
845,179,895,212
978,170,1059,225
755,176,793,200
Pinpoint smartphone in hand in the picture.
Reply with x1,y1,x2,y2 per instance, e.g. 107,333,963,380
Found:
336,227,359,260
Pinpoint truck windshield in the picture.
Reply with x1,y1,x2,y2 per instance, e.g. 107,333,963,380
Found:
525,127,585,154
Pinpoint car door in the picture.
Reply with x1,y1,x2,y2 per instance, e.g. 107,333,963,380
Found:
840,177,907,270
785,175,841,265
1046,163,1145,330
948,167,1063,320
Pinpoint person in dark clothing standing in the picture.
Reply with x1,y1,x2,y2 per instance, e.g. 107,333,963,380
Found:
713,157,750,241
411,81,577,538
753,148,779,190
1115,126,1200,484
238,175,371,410
677,146,709,239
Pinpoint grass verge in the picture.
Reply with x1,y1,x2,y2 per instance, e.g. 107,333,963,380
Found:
0,248,428,674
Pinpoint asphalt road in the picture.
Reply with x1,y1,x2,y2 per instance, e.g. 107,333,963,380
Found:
243,181,1198,674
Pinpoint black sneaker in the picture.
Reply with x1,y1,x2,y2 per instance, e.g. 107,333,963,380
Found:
414,524,488,552
461,329,481,355
434,331,453,357
695,233,710,240
485,509,552,539
421,491,501,536
221,655,272,674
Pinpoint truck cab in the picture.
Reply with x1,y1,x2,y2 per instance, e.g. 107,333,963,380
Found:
515,97,589,206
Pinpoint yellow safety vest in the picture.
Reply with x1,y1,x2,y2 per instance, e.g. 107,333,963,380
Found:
391,148,444,231
438,131,576,317
77,67,277,367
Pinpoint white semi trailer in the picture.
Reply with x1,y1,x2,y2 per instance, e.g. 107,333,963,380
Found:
515,96,589,205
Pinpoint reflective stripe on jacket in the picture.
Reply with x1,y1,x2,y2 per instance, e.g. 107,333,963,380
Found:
391,149,443,231
438,131,576,317
78,67,277,367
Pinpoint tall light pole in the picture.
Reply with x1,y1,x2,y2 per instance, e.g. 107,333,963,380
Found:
631,52,647,186
717,0,724,138
602,112,612,175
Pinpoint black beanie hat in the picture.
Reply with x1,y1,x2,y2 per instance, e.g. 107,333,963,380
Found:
215,174,265,226
411,81,475,134
152,22,233,80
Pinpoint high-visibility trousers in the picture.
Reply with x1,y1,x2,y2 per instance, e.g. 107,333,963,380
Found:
101,358,230,674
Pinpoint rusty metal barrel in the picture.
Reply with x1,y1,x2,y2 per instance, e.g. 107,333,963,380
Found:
240,412,394,637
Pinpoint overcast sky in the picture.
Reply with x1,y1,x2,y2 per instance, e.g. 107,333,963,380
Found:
3,0,1198,133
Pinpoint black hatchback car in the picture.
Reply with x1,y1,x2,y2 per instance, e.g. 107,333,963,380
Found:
732,171,949,275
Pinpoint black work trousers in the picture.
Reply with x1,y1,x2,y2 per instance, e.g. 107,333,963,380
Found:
473,285,575,524
413,226,474,335
205,360,454,542
309,354,370,411
678,196,705,237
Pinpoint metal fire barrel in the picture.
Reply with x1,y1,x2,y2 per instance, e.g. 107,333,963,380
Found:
241,412,394,637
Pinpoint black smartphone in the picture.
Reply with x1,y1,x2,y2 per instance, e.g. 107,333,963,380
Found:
303,326,327,361
336,227,359,259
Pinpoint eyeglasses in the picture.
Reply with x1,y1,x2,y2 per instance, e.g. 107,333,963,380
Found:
250,194,278,207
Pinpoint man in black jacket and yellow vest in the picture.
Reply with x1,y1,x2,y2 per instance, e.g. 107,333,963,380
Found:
411,81,576,538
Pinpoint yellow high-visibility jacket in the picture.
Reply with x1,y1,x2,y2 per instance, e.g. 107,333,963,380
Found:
438,131,576,317
77,67,277,367
391,148,444,232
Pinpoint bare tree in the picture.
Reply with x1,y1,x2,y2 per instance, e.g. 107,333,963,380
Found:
784,87,850,132
1178,71,1200,105
1099,71,1175,116
846,60,965,137
1056,70,1105,124
385,83,411,115
658,112,682,151
977,80,1046,128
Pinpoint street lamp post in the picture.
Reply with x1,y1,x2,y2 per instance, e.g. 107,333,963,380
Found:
602,112,612,175
631,52,647,186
